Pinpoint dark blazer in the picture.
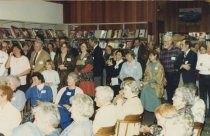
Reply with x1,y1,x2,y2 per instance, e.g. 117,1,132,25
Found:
92,45,105,77
54,52,76,88
136,44,149,73
175,50,197,84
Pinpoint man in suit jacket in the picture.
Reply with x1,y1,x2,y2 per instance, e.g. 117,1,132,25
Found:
88,37,105,87
30,39,51,73
175,40,197,84
132,38,148,73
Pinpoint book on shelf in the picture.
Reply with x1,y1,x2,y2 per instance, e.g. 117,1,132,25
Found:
128,30,135,38
0,28,4,39
113,30,118,38
99,41,107,49
118,29,122,38
3,28,14,39
33,28,44,38
21,28,31,39
139,29,146,38
135,29,139,38
106,30,113,38
11,26,23,38
55,30,65,38
45,29,55,38
107,40,119,48
28,29,35,39
94,30,107,38
122,29,129,38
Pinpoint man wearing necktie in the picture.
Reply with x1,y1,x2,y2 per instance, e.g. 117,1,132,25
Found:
175,39,197,84
30,39,51,73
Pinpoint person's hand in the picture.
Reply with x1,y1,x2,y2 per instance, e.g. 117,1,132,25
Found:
181,64,191,71
59,64,65,70
140,125,151,133
9,52,14,57
63,104,71,111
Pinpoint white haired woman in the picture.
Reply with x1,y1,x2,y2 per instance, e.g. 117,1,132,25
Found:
184,83,205,136
12,102,60,136
60,94,94,136
172,87,194,135
6,75,26,111
93,86,118,134
116,77,144,136
55,72,83,130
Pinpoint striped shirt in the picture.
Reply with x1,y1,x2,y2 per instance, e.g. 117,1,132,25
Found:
159,46,181,73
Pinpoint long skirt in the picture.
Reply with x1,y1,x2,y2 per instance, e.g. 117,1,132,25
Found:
141,85,161,112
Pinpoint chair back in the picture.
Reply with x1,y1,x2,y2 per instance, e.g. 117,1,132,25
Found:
193,122,203,136
116,114,143,136
95,125,115,136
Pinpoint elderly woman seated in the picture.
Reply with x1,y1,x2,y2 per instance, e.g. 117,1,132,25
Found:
115,77,144,136
184,83,205,136
172,86,194,135
55,72,83,130
60,94,94,136
141,103,193,136
6,75,26,111
93,86,118,135
0,85,21,136
12,102,60,136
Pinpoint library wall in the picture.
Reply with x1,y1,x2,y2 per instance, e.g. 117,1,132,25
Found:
62,1,157,36
158,1,210,33
0,0,63,24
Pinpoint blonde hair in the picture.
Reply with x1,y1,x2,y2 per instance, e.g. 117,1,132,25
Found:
155,103,177,118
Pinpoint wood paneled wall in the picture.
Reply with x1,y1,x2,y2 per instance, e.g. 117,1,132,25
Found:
158,1,210,33
62,1,157,35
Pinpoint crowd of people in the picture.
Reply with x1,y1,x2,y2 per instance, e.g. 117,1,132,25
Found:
0,34,209,136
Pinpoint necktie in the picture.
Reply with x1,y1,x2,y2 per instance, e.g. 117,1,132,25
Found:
33,52,38,65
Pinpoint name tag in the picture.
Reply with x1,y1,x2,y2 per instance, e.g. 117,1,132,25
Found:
67,58,71,61
41,90,46,93
171,57,176,60
67,92,71,96
39,61,44,64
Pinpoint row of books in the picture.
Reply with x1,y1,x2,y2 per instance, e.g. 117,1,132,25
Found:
0,26,66,39
69,29,148,39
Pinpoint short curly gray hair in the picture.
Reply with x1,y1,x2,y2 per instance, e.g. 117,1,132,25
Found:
95,86,114,102
71,94,94,118
33,102,60,128
174,87,194,106
6,75,21,88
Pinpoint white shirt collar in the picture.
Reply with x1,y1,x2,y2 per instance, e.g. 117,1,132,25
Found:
37,83,44,90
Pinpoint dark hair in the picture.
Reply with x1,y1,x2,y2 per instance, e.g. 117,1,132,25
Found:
79,42,90,53
184,40,192,48
116,49,124,57
198,42,207,50
149,50,159,59
124,49,136,58
89,36,98,44
12,45,24,55
31,72,45,83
